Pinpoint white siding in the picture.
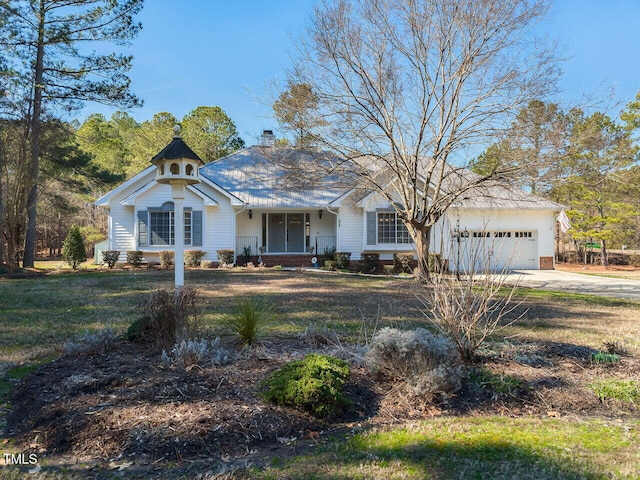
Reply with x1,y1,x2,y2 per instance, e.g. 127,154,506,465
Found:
108,181,235,263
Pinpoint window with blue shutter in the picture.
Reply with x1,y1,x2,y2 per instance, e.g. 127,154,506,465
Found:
192,211,203,247
366,211,377,245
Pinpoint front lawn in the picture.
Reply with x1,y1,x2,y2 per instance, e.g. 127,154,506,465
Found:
0,268,638,478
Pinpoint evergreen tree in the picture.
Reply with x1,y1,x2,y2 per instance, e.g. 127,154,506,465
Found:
62,224,86,270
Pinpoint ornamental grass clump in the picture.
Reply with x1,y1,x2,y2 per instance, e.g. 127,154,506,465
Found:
261,354,351,419
226,297,277,345
365,327,462,400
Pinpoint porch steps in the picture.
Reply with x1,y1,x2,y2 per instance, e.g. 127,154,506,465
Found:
260,254,316,268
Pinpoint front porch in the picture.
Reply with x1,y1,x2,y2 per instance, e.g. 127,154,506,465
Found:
234,209,337,265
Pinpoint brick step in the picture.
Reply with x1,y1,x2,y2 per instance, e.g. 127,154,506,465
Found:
261,254,316,268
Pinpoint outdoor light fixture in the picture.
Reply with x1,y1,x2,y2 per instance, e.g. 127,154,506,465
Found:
318,209,323,219
248,209,253,219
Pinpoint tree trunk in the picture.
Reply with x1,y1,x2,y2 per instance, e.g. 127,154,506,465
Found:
414,226,432,282
22,0,46,268
601,239,608,267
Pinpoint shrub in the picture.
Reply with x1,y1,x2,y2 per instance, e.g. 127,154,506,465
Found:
130,288,199,348
226,297,277,345
217,249,235,267
393,253,415,274
159,250,174,269
361,253,380,273
322,246,337,263
184,250,205,267
102,250,120,269
334,252,351,270
126,250,143,268
383,264,395,275
64,328,117,355
238,245,252,266
321,260,336,271
365,327,462,400
261,354,351,419
161,337,230,369
200,260,214,269
62,225,87,269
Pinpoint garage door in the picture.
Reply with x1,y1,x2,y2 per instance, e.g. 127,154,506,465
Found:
452,230,538,272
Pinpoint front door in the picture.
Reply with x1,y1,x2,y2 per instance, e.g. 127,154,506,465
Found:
287,213,305,252
268,214,285,252
267,213,307,253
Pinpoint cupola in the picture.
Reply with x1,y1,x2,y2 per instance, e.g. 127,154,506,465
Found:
150,125,204,185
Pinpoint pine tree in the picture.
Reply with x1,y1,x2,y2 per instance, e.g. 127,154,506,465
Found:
62,225,86,270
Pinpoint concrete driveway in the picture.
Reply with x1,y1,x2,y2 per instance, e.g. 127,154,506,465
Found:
504,270,640,301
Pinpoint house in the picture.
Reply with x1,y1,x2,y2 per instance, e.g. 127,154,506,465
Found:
95,134,562,271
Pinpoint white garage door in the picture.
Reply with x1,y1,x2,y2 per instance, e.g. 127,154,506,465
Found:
452,230,538,272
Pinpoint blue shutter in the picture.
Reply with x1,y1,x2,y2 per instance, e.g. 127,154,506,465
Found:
137,210,148,247
366,211,377,245
192,211,203,247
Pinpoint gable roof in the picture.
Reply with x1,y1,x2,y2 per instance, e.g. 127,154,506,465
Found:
199,146,349,208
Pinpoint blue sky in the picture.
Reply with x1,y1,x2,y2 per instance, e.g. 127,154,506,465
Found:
80,0,640,146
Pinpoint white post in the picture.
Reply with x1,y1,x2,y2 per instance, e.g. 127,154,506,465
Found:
172,182,186,288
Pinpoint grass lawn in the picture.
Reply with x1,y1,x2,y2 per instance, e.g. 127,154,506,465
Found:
1,268,639,478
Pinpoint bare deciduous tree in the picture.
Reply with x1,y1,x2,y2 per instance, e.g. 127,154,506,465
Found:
285,0,559,278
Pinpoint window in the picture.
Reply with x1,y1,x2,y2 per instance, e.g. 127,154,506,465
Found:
377,212,411,244
143,205,194,247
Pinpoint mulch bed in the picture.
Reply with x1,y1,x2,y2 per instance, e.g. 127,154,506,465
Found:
5,336,639,478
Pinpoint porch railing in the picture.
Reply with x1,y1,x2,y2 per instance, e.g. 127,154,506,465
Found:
236,236,259,256
315,236,337,256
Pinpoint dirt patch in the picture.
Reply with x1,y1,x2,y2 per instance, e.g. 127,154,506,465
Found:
556,262,640,280
5,333,639,478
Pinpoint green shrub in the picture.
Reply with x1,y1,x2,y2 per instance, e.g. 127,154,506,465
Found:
184,249,205,267
226,297,277,345
334,252,351,270
159,250,174,269
361,252,380,273
102,250,120,269
217,249,234,267
383,264,395,275
126,250,143,268
393,252,415,274
590,379,640,406
261,354,351,419
62,225,87,269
